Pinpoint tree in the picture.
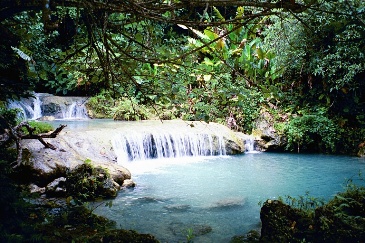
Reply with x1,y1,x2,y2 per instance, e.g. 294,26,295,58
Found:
0,0,316,99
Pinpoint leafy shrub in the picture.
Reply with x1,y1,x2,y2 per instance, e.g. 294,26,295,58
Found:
284,110,339,153
112,98,153,121
86,95,116,119
0,107,20,129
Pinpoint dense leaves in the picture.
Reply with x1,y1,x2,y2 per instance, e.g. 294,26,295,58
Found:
1,0,365,151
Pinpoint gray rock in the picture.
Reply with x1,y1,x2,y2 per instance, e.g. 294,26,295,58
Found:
101,178,119,198
46,177,67,196
29,183,46,194
20,129,131,187
254,111,287,151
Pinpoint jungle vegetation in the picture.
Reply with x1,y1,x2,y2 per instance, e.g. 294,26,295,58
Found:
0,0,365,242
1,0,364,154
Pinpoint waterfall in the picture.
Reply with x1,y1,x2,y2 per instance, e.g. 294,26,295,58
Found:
243,135,258,153
112,125,226,162
61,102,88,119
32,95,42,119
7,93,89,120
8,93,42,120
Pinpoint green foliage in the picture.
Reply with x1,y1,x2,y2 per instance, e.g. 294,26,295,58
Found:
112,98,154,121
0,107,20,129
280,191,325,215
266,176,365,242
1,1,365,154
314,176,365,242
21,121,53,135
186,228,195,243
264,1,365,121
284,109,339,153
86,95,116,119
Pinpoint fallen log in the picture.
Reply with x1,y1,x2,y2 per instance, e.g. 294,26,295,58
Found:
20,123,67,150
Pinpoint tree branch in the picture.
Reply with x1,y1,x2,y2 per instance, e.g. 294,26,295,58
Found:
0,118,67,168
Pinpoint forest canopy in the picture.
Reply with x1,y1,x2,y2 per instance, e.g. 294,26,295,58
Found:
1,0,365,153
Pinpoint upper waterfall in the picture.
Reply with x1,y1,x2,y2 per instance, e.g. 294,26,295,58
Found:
8,93,43,120
7,93,89,120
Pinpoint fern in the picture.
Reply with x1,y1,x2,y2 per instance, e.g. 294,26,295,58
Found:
213,6,225,21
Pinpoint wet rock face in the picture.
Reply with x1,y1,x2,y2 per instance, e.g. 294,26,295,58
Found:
41,95,89,119
42,102,62,118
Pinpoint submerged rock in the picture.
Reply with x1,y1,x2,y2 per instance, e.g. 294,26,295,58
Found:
167,222,212,241
208,198,245,210
134,196,168,204
163,204,191,212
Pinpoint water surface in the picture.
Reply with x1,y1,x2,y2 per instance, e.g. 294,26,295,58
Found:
94,153,365,242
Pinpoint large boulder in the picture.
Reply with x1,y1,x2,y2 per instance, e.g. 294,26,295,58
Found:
20,128,131,188
260,200,315,242
254,111,287,151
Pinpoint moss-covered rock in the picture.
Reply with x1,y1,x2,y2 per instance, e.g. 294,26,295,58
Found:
260,185,365,242
260,199,315,242
65,163,120,201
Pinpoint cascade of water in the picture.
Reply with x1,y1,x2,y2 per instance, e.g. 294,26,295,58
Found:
32,95,42,119
7,94,42,120
61,102,88,119
243,135,258,153
112,129,226,162
8,93,89,120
